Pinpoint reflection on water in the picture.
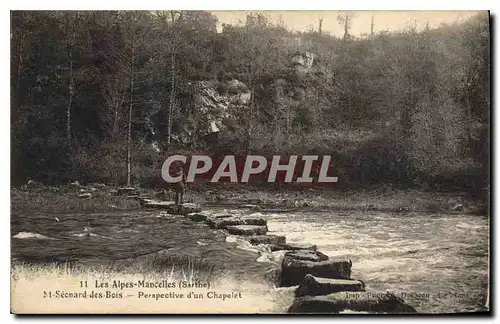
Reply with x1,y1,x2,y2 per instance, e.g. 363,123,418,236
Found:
266,211,489,314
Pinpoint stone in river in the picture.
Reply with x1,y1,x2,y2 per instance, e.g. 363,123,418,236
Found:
226,225,268,236
284,250,329,262
270,243,317,252
248,235,287,245
281,254,352,287
206,216,267,229
295,274,365,297
287,291,417,314
187,211,212,222
167,203,202,215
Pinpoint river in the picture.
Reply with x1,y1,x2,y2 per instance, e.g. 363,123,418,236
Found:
265,210,489,313
11,205,490,314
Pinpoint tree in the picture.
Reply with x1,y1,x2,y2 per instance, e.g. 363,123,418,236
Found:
337,11,357,40
63,12,77,146
154,11,184,148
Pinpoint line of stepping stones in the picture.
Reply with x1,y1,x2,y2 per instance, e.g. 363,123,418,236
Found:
140,199,417,314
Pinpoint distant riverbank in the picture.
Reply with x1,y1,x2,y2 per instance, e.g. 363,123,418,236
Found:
11,183,487,216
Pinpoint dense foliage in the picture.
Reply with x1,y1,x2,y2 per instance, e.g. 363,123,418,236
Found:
11,11,490,195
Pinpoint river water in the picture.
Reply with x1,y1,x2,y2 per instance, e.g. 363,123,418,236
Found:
264,210,489,314
11,206,489,314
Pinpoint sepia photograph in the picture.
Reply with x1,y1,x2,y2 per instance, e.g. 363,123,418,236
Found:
9,9,490,315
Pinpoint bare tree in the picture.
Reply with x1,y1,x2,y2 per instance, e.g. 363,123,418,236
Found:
337,11,357,40
126,39,135,187
101,76,128,139
64,12,76,146
124,12,150,187
156,10,183,148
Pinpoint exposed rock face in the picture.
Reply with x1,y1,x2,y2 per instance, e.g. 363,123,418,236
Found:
226,225,268,236
174,79,251,145
295,274,365,297
291,51,315,69
287,291,417,314
291,51,316,75
225,79,252,105
248,235,287,245
281,253,352,287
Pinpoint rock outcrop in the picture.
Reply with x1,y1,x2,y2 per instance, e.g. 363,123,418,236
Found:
291,51,316,75
174,79,251,146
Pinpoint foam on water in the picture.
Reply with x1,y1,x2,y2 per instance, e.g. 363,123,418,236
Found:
13,232,56,240
264,210,489,313
225,235,286,265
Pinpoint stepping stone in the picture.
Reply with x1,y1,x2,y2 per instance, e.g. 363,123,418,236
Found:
295,274,365,297
281,255,352,287
167,203,202,215
131,196,152,201
226,225,268,236
206,217,243,229
248,235,286,245
142,199,176,208
238,204,260,210
270,243,317,252
187,211,212,222
287,291,417,314
285,250,329,262
206,216,267,229
118,187,138,195
213,214,233,219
